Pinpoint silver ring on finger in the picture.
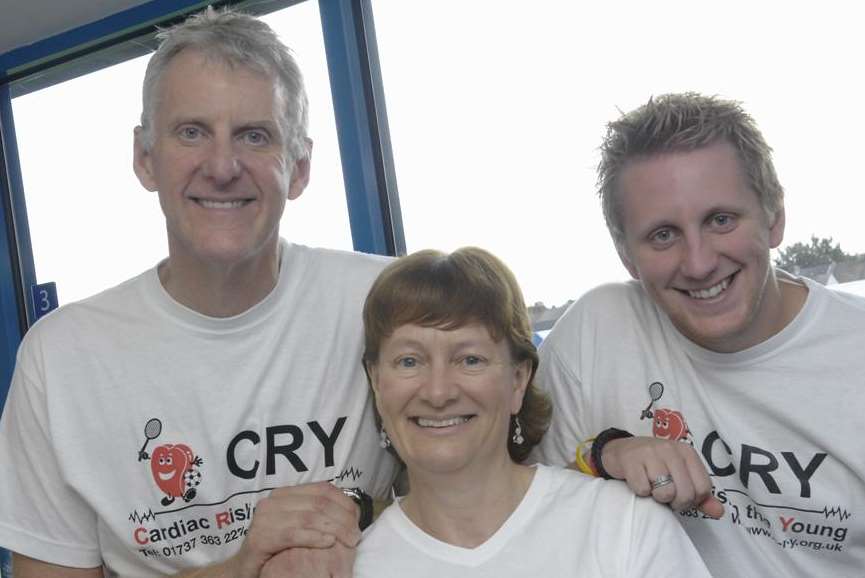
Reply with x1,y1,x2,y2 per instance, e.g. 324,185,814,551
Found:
650,474,674,490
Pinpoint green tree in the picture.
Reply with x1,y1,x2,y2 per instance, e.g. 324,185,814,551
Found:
774,235,855,270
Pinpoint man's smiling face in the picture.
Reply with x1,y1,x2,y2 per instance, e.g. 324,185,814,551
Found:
617,140,785,352
134,48,308,270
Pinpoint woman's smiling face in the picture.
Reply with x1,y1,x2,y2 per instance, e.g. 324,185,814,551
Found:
369,322,529,477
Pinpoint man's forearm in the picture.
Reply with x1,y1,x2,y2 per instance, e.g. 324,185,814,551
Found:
11,554,104,578
172,556,239,578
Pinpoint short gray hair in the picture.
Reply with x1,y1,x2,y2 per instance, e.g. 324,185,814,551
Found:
597,93,783,251
139,6,309,161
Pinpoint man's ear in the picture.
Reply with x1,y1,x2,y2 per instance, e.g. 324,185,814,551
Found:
133,126,158,192
287,138,313,201
617,243,640,280
768,206,785,249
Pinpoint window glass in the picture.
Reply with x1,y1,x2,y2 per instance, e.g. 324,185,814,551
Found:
371,0,865,312
11,0,350,306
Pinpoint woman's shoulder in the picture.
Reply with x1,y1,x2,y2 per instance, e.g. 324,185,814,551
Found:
538,465,672,520
540,464,626,495
355,502,425,577
358,501,402,548
535,466,709,575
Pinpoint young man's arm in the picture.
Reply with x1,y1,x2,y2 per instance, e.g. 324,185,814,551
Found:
595,435,724,518
534,300,723,518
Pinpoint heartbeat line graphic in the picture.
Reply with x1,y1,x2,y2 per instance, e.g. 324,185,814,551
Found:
823,506,853,521
722,489,853,520
331,467,363,483
128,509,157,523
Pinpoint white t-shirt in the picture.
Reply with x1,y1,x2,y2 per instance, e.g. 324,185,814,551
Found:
0,241,398,577
535,277,865,577
355,464,710,577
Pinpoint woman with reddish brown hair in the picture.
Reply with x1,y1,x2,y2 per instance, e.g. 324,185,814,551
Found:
354,247,710,577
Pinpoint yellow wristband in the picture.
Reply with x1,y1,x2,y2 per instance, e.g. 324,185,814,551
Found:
574,437,597,476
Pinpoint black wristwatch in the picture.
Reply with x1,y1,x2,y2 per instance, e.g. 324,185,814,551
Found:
341,487,374,531
591,427,634,480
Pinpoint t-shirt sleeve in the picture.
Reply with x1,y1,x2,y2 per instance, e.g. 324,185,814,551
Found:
0,341,102,568
626,498,712,577
354,505,407,578
531,333,593,466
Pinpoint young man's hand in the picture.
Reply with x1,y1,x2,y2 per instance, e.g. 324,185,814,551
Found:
602,436,725,519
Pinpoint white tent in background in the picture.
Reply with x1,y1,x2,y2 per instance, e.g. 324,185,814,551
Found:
831,279,865,297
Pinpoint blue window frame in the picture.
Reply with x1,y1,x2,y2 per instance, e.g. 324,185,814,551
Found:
0,0,402,414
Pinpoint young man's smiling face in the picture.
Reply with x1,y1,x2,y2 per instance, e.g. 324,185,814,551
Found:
617,140,786,352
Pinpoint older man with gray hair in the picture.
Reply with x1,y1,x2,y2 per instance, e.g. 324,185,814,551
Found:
0,7,396,578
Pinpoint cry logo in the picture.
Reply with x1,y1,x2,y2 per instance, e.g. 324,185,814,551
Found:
138,418,204,506
636,381,691,443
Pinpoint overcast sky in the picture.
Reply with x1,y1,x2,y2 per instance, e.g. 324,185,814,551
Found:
11,0,865,307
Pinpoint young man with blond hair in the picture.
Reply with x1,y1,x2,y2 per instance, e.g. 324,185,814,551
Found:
536,93,865,576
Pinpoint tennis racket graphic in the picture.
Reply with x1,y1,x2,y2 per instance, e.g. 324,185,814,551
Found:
639,381,664,420
138,418,162,461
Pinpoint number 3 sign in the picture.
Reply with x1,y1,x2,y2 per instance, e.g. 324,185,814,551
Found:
30,282,58,322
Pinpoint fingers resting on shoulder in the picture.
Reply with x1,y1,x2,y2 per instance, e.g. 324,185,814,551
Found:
601,436,724,519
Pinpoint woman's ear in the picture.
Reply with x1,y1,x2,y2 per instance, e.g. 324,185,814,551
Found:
365,361,379,394
365,361,390,431
510,360,532,414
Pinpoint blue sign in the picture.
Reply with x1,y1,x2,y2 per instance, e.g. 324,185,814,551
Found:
1,547,10,578
31,282,58,321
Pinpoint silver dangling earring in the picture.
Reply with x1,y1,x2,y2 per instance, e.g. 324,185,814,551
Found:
379,428,391,449
512,415,525,445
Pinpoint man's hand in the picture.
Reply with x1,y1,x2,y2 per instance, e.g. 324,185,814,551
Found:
260,543,355,578
601,436,724,519
231,482,361,578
